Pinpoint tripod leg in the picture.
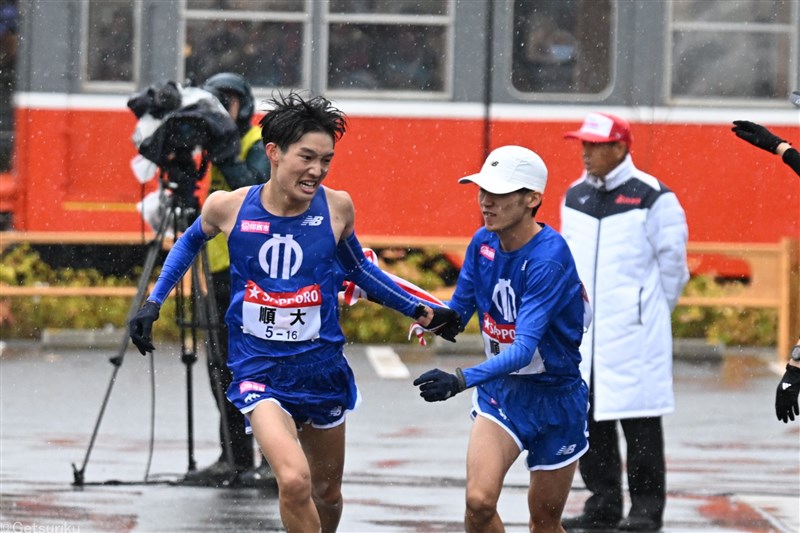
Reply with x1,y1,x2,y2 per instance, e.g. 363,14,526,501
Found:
178,260,198,474
73,210,172,486
195,248,236,469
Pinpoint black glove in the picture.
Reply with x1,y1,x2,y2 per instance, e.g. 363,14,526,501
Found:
427,307,462,342
413,368,466,402
731,120,787,154
775,364,800,423
129,301,160,355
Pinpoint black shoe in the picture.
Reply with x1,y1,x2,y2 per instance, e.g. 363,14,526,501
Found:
562,513,621,531
235,460,276,489
182,459,240,488
617,515,662,532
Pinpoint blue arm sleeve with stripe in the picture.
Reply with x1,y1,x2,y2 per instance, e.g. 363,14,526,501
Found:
336,232,420,318
148,217,211,305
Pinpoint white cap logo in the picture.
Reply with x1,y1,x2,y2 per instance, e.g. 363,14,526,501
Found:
580,113,615,138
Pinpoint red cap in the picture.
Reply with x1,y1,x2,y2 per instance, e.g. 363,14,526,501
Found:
564,112,632,146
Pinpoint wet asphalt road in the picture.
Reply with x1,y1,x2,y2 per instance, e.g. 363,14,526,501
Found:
1,339,798,532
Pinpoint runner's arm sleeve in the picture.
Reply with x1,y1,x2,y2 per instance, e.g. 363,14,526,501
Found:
445,238,479,325
147,217,212,305
336,232,421,318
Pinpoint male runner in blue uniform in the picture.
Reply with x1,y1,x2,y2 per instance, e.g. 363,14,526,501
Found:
129,92,459,532
414,145,589,533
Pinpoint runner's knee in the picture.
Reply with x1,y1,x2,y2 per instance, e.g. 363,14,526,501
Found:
277,469,313,505
312,478,342,508
530,501,563,532
465,487,498,522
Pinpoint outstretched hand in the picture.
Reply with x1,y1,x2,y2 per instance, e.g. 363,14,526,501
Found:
731,120,786,154
129,301,160,355
413,368,466,402
775,364,800,423
426,307,462,342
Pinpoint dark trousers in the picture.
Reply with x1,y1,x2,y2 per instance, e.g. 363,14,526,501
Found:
209,268,254,470
580,401,666,521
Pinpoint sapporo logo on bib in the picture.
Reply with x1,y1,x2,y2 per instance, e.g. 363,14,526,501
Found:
243,281,322,341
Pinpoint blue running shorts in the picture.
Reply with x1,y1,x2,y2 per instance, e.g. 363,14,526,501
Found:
471,376,589,471
227,349,361,431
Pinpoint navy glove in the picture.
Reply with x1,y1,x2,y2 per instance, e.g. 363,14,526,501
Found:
731,120,786,154
775,364,800,423
413,368,466,402
427,307,462,342
129,301,160,355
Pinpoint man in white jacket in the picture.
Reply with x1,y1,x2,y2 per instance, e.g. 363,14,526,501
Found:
559,112,689,532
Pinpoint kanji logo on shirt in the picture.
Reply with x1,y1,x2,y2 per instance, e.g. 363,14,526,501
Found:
492,278,517,322
258,234,303,279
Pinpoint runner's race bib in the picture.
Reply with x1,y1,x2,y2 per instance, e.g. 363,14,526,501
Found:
481,312,544,375
242,281,322,341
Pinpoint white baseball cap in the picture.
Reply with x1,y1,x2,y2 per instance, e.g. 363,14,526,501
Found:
459,146,548,194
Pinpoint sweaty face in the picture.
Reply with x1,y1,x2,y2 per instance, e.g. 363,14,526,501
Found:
581,141,626,179
270,131,335,201
478,189,538,234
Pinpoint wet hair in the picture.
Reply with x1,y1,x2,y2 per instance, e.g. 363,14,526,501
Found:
259,92,347,152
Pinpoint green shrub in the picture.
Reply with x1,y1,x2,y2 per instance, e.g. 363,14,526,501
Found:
0,245,778,347
671,275,777,347
0,244,179,340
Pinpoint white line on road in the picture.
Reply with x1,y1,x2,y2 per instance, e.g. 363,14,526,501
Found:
365,345,410,379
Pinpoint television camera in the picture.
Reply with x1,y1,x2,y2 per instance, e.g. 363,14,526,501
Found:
127,80,240,218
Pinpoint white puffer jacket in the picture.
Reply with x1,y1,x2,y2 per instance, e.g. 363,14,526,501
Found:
560,155,689,421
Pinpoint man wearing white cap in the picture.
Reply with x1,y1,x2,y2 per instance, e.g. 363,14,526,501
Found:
560,113,689,532
413,146,591,532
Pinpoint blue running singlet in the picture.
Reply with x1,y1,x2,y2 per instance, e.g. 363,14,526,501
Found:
224,185,347,381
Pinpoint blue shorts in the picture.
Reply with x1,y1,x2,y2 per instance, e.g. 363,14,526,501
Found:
471,376,589,471
227,349,361,431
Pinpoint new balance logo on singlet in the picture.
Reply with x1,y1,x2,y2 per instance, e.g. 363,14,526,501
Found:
301,215,324,226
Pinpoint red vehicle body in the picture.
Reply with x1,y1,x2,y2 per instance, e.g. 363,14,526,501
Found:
8,96,799,249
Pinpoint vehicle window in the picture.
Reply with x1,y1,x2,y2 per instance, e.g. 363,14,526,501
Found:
86,0,135,82
183,0,306,87
325,0,451,93
670,0,795,100
511,0,612,94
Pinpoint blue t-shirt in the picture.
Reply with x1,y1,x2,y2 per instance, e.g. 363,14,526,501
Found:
448,224,585,388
